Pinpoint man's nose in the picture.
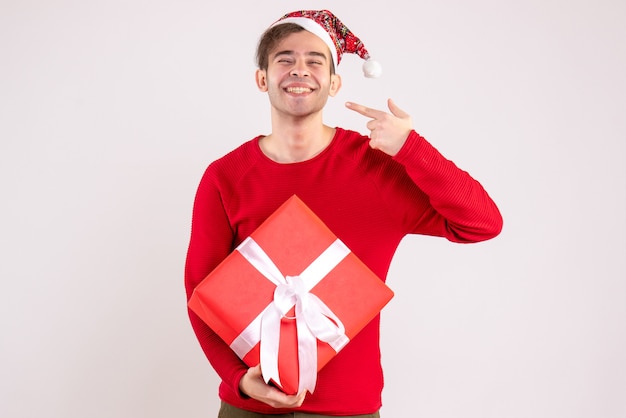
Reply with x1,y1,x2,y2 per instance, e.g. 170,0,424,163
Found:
290,61,310,77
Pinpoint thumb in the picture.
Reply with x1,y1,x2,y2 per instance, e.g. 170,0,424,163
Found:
387,98,410,119
249,364,263,378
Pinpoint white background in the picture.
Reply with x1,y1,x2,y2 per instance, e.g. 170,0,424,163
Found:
1,1,625,417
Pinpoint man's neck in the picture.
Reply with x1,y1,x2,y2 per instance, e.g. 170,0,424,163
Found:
260,115,335,163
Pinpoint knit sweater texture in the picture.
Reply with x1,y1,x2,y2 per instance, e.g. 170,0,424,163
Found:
184,127,502,415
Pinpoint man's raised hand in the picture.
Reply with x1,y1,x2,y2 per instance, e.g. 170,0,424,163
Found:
345,99,413,157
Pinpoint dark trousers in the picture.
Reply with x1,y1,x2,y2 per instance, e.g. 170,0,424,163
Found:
218,401,380,418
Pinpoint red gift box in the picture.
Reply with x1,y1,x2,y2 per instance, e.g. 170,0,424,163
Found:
188,195,394,394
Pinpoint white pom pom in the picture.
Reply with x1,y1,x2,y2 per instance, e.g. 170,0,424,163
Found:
362,58,382,78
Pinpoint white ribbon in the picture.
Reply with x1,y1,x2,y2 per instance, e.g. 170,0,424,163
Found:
229,236,351,393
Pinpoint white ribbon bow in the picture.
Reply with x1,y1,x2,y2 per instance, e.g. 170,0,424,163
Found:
229,236,351,393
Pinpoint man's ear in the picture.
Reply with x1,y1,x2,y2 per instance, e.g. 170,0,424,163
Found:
329,74,342,97
255,69,268,92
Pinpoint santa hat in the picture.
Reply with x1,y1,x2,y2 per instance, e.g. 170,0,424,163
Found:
271,9,382,78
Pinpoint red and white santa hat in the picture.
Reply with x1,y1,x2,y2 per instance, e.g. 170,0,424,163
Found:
270,9,382,78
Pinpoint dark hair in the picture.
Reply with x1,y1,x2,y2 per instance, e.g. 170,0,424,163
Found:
255,23,335,74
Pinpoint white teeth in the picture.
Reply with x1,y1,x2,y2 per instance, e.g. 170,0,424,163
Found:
286,87,312,94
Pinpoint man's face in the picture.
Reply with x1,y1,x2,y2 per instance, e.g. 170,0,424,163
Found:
255,30,341,119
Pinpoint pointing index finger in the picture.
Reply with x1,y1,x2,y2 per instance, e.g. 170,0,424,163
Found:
345,101,385,119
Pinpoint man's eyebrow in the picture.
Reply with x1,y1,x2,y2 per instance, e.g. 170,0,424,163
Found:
272,50,328,60
272,50,294,58
308,51,328,60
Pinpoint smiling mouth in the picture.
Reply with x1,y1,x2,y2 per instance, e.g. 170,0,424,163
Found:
285,87,313,94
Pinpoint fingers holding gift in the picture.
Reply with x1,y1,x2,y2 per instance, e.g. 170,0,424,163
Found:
239,364,307,409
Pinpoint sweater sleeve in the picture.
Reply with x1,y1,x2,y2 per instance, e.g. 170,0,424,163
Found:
392,130,503,243
184,166,248,397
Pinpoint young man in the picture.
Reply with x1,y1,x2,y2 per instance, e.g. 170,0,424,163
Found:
185,9,503,417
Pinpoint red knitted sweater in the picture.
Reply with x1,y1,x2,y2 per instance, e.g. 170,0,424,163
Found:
184,128,502,415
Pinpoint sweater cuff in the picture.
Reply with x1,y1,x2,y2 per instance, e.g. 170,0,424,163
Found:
392,130,428,164
231,368,251,400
